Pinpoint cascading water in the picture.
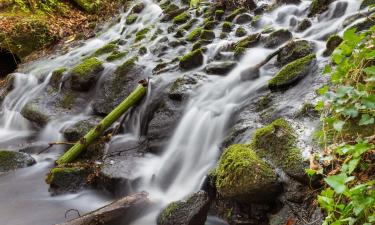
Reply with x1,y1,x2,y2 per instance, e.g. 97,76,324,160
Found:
0,0,366,224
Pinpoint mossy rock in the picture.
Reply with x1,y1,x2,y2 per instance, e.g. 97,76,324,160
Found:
72,0,102,13
21,101,51,126
234,14,252,24
157,191,210,225
222,22,233,32
308,0,331,17
203,20,217,30
179,49,204,70
186,28,203,42
131,2,145,13
49,68,67,89
57,93,76,109
200,30,215,41
161,4,185,21
235,27,247,37
92,43,119,57
173,12,191,24
106,51,128,61
323,34,343,57
234,33,261,49
296,19,312,32
250,118,306,181
126,14,138,24
135,27,151,42
269,54,316,91
62,116,101,142
205,61,237,75
360,0,375,9
215,144,281,203
264,29,292,48
46,166,91,195
225,8,246,22
168,74,203,101
70,57,104,91
277,40,314,66
215,9,225,20
0,150,36,172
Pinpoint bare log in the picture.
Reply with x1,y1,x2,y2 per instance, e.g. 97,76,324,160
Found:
55,192,149,225
56,81,147,165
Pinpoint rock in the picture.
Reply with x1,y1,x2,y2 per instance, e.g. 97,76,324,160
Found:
0,73,16,104
173,12,191,24
223,0,257,10
200,30,215,41
264,29,292,48
106,51,128,62
276,0,301,4
277,40,314,66
62,116,102,142
205,61,237,75
250,118,306,182
0,150,35,172
203,20,217,30
234,14,252,24
92,57,145,115
348,16,375,32
72,0,101,13
70,57,104,91
131,2,145,13
157,191,210,225
234,33,261,49
214,10,225,20
179,49,204,70
360,0,375,9
225,8,247,22
323,34,343,56
268,54,316,91
21,101,51,126
295,19,312,32
214,144,281,203
49,68,67,89
235,27,247,37
222,22,233,32
186,28,202,42
126,14,138,24
92,43,118,57
168,74,204,101
46,166,91,195
161,4,185,22
308,0,331,17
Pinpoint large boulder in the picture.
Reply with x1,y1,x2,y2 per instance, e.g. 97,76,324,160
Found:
0,150,35,172
268,54,316,91
277,40,314,66
250,118,306,182
70,57,104,91
157,191,210,225
215,144,281,203
92,57,146,115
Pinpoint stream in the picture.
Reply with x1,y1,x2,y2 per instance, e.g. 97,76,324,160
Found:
0,0,367,224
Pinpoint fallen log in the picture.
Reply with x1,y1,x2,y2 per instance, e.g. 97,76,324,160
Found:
55,192,149,225
56,81,148,165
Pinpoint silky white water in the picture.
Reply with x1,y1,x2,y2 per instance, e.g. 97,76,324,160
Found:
0,1,365,224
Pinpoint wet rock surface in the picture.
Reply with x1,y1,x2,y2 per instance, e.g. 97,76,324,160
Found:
0,150,35,172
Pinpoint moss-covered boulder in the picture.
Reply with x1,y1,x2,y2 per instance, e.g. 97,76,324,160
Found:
264,29,292,48
277,40,314,66
49,68,67,89
186,28,203,42
360,0,375,9
157,191,210,225
161,3,186,22
225,8,247,22
234,14,252,24
72,0,101,13
268,54,316,91
62,116,102,142
296,19,312,32
173,12,191,24
92,57,145,115
106,51,128,61
205,61,237,75
70,57,104,91
92,43,119,57
179,49,204,70
215,9,225,20
234,33,261,49
235,27,247,37
308,0,331,17
200,30,215,41
46,166,91,195
203,20,217,30
222,22,233,32
131,2,145,13
250,119,306,181
126,14,138,25
0,150,36,172
323,34,343,56
215,144,281,203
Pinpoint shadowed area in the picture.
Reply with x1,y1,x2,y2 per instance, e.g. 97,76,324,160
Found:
0,48,20,77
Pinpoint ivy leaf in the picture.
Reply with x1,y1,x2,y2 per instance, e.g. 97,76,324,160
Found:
342,158,360,174
363,66,375,75
362,94,375,109
342,106,358,118
333,120,345,131
318,86,329,95
323,65,332,74
359,114,374,125
324,173,353,194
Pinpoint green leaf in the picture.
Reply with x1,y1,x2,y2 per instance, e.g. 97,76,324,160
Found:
323,65,332,74
190,0,199,7
342,158,360,174
318,86,329,95
333,120,345,131
342,106,358,118
305,168,316,177
359,114,374,125
363,66,375,75
324,173,353,194
362,94,375,109
315,101,324,110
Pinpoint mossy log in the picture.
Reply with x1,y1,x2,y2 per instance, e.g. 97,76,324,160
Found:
55,192,149,225
56,81,147,165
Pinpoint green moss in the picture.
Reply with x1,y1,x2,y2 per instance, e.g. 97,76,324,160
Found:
268,54,316,90
134,27,150,42
250,118,304,179
234,33,261,49
215,144,277,199
173,12,191,24
58,93,76,109
126,14,138,24
49,67,67,89
179,48,203,69
215,9,225,20
180,18,198,31
256,93,272,111
192,40,204,51
234,47,246,59
222,22,233,32
200,29,215,40
159,202,178,224
225,8,246,22
139,46,147,55
71,57,102,77
308,0,330,17
235,27,247,37
115,57,138,75
92,43,118,57
203,20,216,30
72,0,102,13
186,27,202,42
0,150,35,172
106,51,128,61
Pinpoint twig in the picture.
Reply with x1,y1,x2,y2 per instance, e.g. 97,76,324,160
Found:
38,141,75,155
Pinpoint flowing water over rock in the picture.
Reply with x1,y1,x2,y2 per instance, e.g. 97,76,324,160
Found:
0,0,368,224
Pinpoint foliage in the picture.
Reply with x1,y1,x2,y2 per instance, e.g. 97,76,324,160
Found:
312,25,375,225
